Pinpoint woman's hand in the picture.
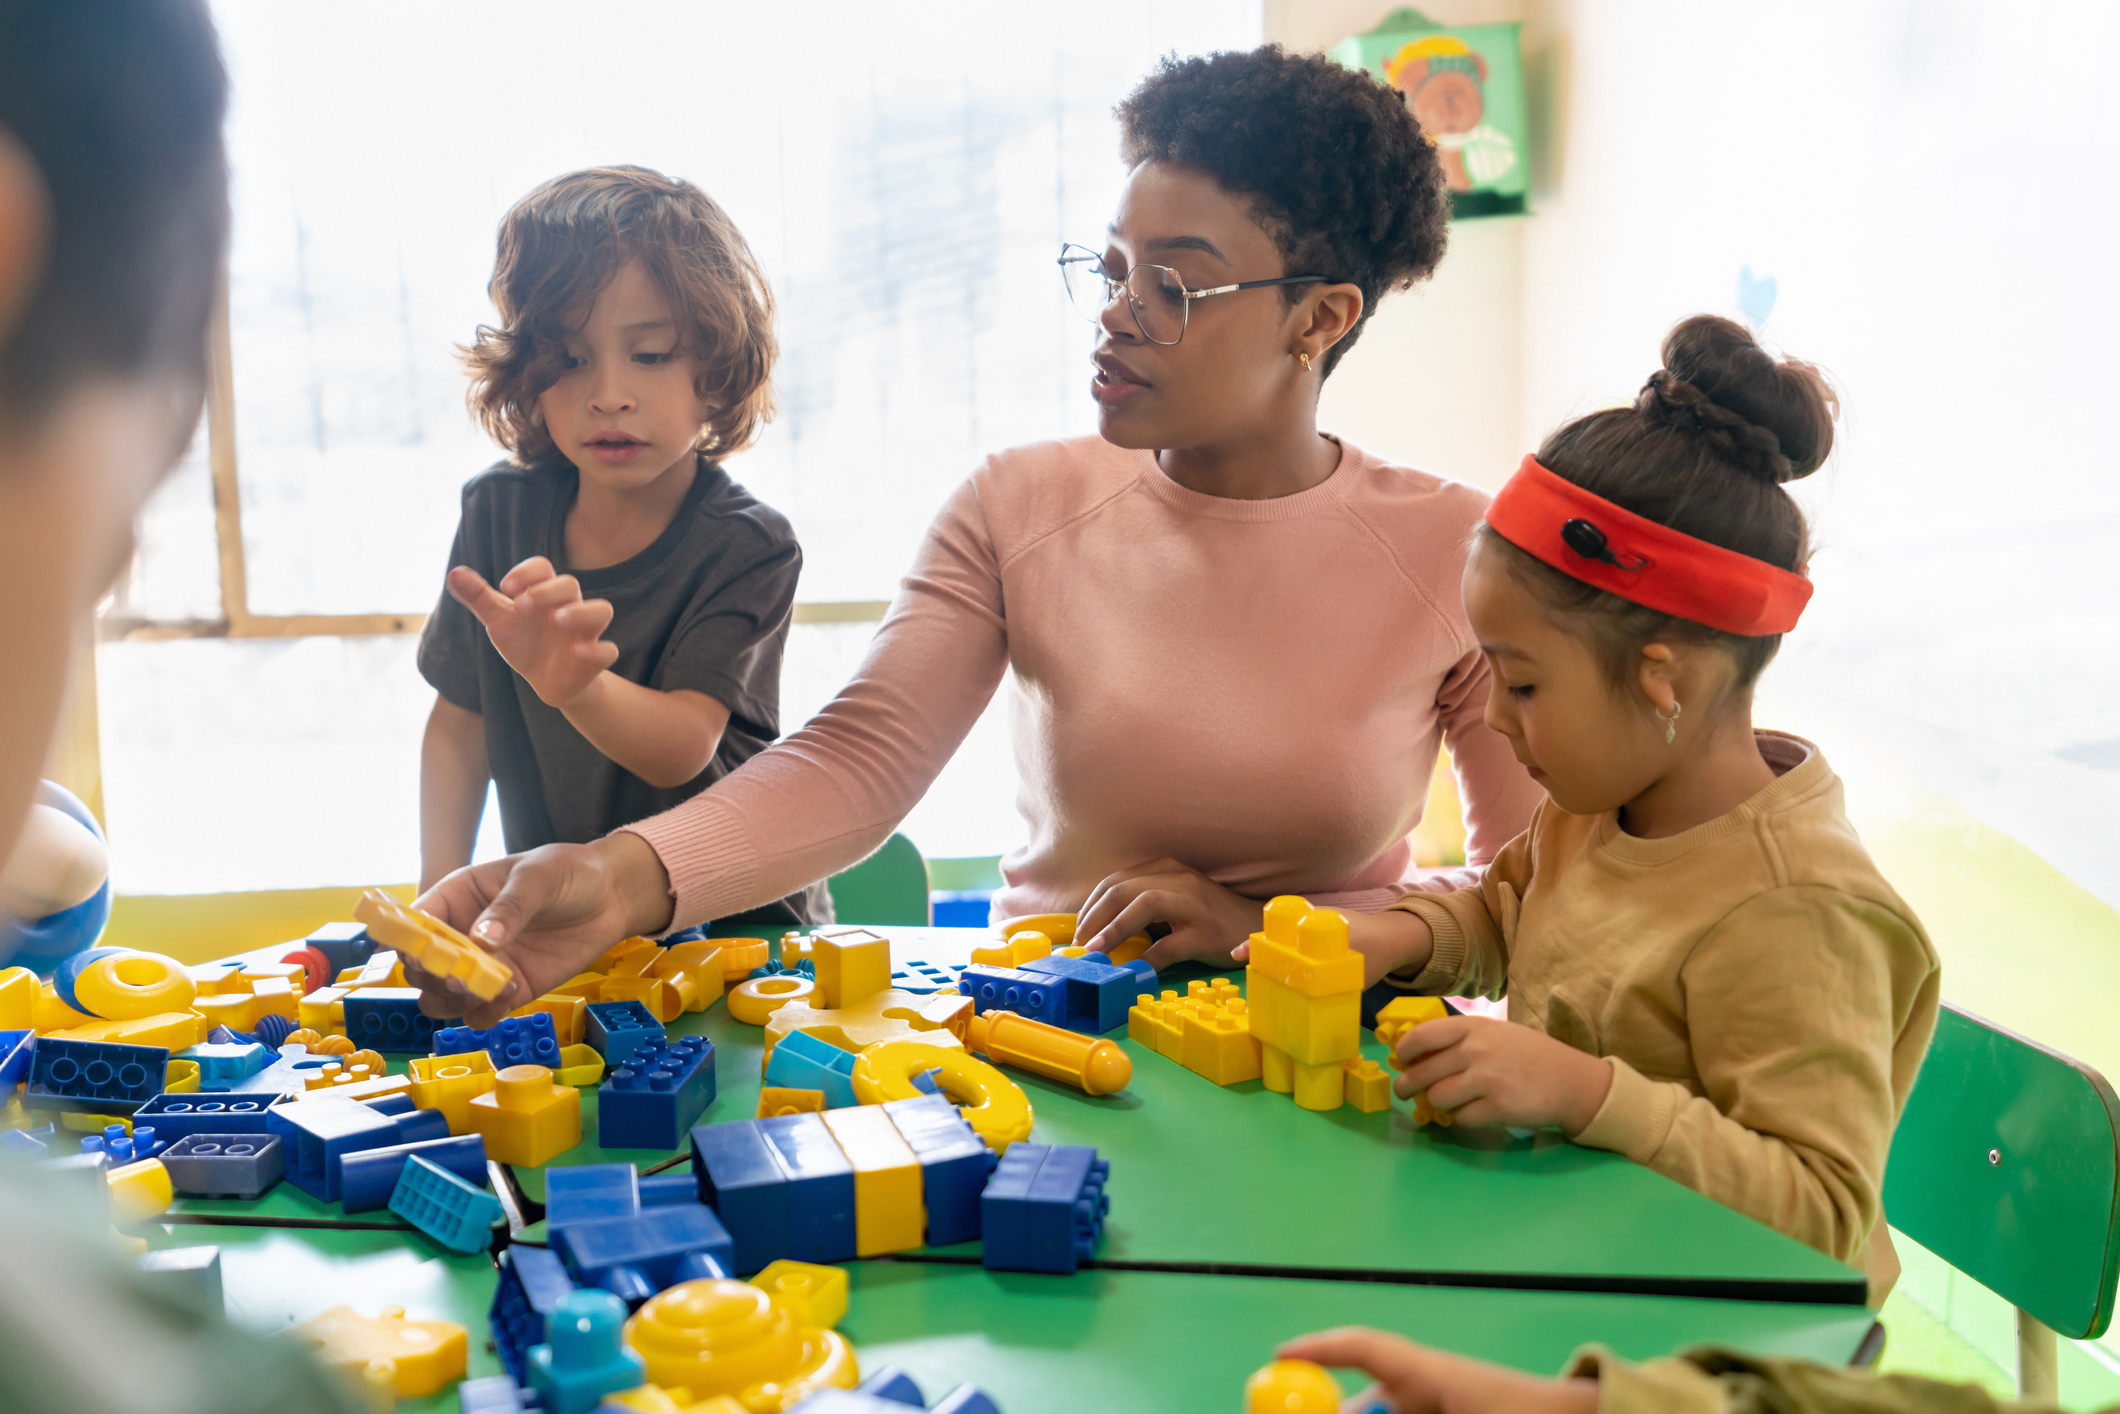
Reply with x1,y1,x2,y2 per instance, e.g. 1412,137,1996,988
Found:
1274,1327,1599,1414
1077,857,1263,969
1392,1016,1614,1135
403,833,674,1029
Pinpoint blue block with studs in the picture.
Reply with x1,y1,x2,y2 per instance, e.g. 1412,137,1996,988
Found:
979,1142,1109,1274
583,1001,663,1068
490,1244,577,1386
390,1152,505,1253
434,1012,561,1071
25,1038,167,1116
160,1132,286,1199
343,988,457,1053
597,1035,715,1151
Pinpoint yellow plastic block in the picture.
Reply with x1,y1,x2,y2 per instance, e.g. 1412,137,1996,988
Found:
52,1009,208,1051
621,1279,857,1406
819,1104,924,1256
1180,998,1262,1087
778,933,812,967
467,1064,581,1167
1344,1057,1391,1113
713,938,770,981
0,966,35,1028
747,1260,848,1331
290,1072,411,1106
331,966,365,988
250,975,298,1024
969,930,1051,969
512,993,589,1047
287,1304,468,1399
357,889,514,1003
73,951,196,1020
408,1051,498,1134
164,1059,200,1093
553,1044,607,1088
810,928,891,1011
600,936,661,976
550,972,609,1001
344,952,403,990
661,971,702,1017
762,989,971,1066
299,986,349,1034
241,961,307,984
648,943,725,1013
1245,1358,1341,1414
1373,995,1451,1069
729,976,815,1028
191,963,253,996
602,974,681,1024
1245,898,1362,1110
965,1009,1132,1096
757,1087,826,1118
853,1041,1032,1152
106,1157,173,1225
33,981,94,1034
192,991,257,1034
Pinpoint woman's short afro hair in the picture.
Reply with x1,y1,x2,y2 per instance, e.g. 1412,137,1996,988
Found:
1116,45,1449,376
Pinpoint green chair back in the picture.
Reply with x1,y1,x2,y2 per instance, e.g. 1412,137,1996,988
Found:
826,832,930,927
1883,1002,2120,1339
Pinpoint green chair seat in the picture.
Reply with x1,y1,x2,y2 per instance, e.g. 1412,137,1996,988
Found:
826,832,930,927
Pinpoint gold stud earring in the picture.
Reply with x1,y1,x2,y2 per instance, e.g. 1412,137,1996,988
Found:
1659,700,1682,745
1297,351,1312,372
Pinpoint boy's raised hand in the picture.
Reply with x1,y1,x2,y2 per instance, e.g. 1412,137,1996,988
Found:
448,556,619,709
1392,1015,1615,1136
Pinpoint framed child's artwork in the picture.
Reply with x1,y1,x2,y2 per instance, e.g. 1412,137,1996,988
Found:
1331,7,1529,219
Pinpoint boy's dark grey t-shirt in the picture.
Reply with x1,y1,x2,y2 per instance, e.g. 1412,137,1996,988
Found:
418,454,824,926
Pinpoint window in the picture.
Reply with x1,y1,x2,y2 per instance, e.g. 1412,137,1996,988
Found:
99,0,1260,893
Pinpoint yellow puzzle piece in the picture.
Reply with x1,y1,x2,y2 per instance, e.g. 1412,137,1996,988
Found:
355,888,513,1003
286,1304,468,1399
760,988,971,1067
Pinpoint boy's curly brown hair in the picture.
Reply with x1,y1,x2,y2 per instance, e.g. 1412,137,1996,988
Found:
464,166,775,464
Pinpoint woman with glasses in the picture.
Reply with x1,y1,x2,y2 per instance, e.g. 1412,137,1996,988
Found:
405,45,1543,1015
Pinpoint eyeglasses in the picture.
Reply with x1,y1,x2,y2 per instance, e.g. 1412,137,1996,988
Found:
1057,243,1327,346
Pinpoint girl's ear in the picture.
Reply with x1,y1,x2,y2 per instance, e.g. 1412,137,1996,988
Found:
1636,642,1678,716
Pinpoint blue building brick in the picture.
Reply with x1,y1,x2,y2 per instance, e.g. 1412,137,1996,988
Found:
344,988,456,1052
391,1153,505,1253
761,1030,857,1109
956,965,1071,1029
304,920,376,977
265,1094,438,1201
597,1035,715,1151
691,1120,790,1275
130,1092,284,1142
339,1133,487,1213
792,1367,1003,1414
529,1289,645,1414
175,1040,272,1090
758,1111,856,1264
882,1093,994,1248
491,1245,576,1386
160,1133,286,1199
545,1163,641,1230
551,1202,733,1307
639,1171,696,1209
979,1142,1109,1274
434,1012,561,1071
0,1027,33,1088
457,1375,531,1414
583,1001,663,1067
26,1038,167,1116
1018,954,1157,1035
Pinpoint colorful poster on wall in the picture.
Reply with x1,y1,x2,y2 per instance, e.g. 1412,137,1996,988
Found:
1330,7,1529,219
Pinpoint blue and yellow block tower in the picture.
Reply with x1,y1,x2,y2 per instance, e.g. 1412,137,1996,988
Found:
1244,896,1364,1111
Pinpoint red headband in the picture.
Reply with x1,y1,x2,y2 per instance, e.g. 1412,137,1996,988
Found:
1483,455,1812,636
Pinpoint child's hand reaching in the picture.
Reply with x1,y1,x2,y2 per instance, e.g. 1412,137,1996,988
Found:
448,556,620,710
1392,1015,1614,1136
1274,1328,1599,1414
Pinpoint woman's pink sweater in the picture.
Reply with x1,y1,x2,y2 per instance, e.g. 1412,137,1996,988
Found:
629,435,1543,927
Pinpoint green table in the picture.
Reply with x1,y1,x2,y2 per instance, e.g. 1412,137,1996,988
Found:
143,1222,1874,1414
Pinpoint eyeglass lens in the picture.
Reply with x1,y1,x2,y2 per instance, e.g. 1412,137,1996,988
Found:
1059,245,1188,345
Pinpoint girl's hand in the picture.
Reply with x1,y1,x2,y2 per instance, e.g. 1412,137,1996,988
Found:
1274,1327,1599,1414
1077,857,1263,969
403,833,674,1029
448,556,620,710
1392,1016,1614,1135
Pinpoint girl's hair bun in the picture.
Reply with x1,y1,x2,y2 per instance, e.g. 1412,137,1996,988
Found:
1635,315,1835,485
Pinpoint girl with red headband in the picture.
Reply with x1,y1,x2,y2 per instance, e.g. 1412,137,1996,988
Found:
1341,315,1941,1299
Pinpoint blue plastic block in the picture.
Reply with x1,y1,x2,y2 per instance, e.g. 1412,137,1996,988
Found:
305,921,376,976
0,1124,53,1156
344,988,457,1052
365,1091,419,1118
434,1012,561,1070
25,1037,168,1116
391,1153,505,1253
883,1093,994,1248
928,1387,1004,1414
224,1049,336,1095
160,1133,285,1199
130,1092,283,1142
338,1133,488,1213
176,1041,272,1091
130,1125,164,1159
758,1111,857,1264
793,1368,1003,1414
491,1245,576,1386
956,965,1070,1029
457,1375,531,1414
135,1244,224,1315
1019,954,1152,1035
552,1202,733,1307
980,1142,1109,1274
598,1035,716,1150
691,1119,790,1275
761,1030,858,1110
583,1001,663,1067
545,1163,640,1229
529,1289,646,1414
265,1095,401,1200
0,1028,33,1087
638,1171,696,1209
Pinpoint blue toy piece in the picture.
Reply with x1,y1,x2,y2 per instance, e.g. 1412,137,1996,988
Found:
597,1035,716,1151
130,1125,163,1158
391,1153,505,1253
528,1288,646,1414
303,921,376,977
1018,953,1157,1035
551,1202,733,1307
175,1040,272,1091
134,1245,224,1316
583,1001,663,1067
434,1012,561,1071
225,1048,337,1095
956,965,1070,1029
0,782,111,975
759,1111,857,1264
130,1092,283,1142
793,1366,1004,1414
545,1164,642,1230
979,1142,1109,1274
881,1093,994,1248
0,1027,33,1087
160,1133,286,1199
491,1245,577,1386
52,945,130,1013
25,1037,167,1116
0,1123,54,1156
250,1013,297,1049
691,1119,792,1275
266,1094,444,1202
339,1133,487,1213
344,988,456,1052
761,1030,858,1109
638,1171,696,1209
457,1375,531,1414
887,959,961,996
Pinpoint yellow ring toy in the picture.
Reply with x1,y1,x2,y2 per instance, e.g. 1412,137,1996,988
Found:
992,912,1153,967
727,975,815,1026
73,951,195,1021
852,1040,1032,1151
